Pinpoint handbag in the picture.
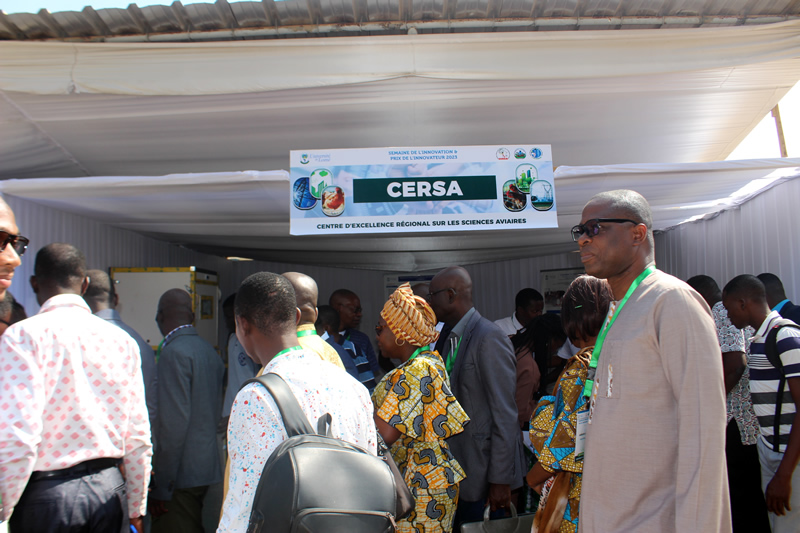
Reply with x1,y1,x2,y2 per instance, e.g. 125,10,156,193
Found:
376,431,416,520
460,503,535,533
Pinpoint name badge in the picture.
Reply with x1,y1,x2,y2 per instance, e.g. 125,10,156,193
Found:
575,408,589,462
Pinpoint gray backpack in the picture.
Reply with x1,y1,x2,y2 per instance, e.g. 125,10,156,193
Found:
243,373,398,533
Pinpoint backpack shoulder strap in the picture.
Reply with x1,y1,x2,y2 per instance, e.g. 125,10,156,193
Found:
242,373,315,437
764,319,800,376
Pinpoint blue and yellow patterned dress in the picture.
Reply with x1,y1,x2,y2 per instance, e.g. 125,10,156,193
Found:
372,350,469,533
529,346,592,533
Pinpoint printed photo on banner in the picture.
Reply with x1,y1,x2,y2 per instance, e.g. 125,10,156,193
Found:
289,145,556,236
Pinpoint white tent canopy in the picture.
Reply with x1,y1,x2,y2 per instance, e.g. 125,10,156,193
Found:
2,158,797,272
2,21,800,180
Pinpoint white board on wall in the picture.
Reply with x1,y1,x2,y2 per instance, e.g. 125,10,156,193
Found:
111,267,219,350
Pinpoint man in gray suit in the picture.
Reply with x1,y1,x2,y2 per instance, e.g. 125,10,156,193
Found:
150,289,224,533
427,266,524,528
84,269,158,439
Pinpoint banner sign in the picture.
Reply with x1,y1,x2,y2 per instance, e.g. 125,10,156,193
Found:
290,145,556,235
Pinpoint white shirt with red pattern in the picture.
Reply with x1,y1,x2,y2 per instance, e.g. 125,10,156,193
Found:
0,294,152,520
218,348,376,533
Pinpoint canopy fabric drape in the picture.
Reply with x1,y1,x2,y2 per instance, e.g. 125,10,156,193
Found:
1,22,799,180
2,159,797,272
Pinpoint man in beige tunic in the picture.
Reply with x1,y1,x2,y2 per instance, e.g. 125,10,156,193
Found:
574,190,731,532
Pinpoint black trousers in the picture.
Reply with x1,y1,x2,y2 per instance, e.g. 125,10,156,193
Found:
726,420,771,533
10,459,129,533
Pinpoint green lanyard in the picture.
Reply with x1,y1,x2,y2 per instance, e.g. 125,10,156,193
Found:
445,337,462,374
274,345,303,359
583,265,656,398
155,339,165,364
297,329,317,338
408,346,427,361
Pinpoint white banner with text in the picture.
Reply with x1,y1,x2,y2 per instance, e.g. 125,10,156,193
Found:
290,145,556,235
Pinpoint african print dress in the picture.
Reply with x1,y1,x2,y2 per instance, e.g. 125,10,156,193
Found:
372,350,469,533
529,346,591,533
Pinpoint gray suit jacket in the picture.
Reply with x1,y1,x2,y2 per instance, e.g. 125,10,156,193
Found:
443,310,524,501
152,326,224,500
96,308,158,438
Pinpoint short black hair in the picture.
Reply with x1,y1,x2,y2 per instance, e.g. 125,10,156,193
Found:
316,304,340,330
686,275,721,305
34,243,87,289
83,269,115,304
561,275,613,344
515,288,544,309
0,291,14,318
723,274,766,303
10,299,26,324
235,272,297,336
0,292,26,324
512,313,566,379
756,273,786,299
222,293,236,308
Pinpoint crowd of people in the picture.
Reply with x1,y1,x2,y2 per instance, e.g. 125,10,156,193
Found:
0,188,798,533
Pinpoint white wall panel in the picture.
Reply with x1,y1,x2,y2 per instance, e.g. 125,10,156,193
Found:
655,177,800,300
7,195,232,316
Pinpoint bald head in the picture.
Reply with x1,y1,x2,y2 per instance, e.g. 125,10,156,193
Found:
436,266,473,299
156,288,194,336
282,272,318,325
411,283,429,299
84,269,116,313
428,266,473,327
585,189,654,252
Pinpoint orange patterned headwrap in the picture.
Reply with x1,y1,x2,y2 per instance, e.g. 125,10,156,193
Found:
381,282,439,347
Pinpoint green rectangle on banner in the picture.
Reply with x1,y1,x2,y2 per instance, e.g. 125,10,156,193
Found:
353,176,497,203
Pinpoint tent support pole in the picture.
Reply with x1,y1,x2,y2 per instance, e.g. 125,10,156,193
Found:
772,104,788,158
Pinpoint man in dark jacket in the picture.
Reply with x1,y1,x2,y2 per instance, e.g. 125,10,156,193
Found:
427,266,524,528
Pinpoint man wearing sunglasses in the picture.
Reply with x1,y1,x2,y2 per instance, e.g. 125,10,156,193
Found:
0,198,27,301
574,190,731,533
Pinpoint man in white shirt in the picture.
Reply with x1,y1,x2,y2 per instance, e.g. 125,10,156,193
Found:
0,243,151,532
494,288,544,337
218,272,375,533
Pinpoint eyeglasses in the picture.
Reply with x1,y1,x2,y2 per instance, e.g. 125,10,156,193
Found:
375,324,386,335
570,219,639,242
426,288,455,300
0,231,29,256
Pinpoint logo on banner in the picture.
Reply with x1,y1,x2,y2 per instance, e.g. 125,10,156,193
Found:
514,149,526,159
300,153,310,164
309,168,332,199
530,180,554,211
531,148,543,159
496,148,510,160
292,177,317,210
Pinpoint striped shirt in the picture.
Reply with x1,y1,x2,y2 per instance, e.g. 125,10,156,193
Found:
748,310,800,452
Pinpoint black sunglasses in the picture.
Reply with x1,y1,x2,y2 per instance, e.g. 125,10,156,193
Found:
0,231,29,256
571,218,639,242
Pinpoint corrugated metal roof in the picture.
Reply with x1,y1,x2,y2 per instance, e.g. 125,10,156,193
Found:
1,0,799,41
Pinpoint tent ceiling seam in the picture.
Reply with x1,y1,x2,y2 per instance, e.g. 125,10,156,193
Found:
0,90,91,177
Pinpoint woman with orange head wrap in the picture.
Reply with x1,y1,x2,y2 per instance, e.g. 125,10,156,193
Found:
372,283,470,533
